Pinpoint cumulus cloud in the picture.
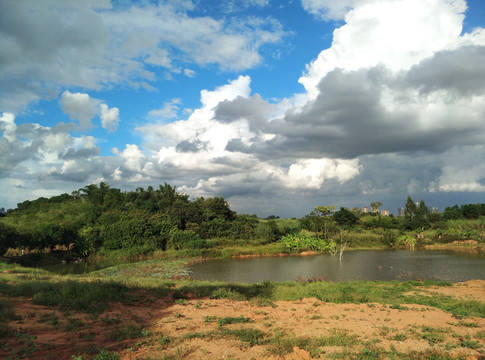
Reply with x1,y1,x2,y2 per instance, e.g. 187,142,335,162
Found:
60,91,120,131
100,104,120,132
0,112,102,179
60,91,100,129
299,0,468,99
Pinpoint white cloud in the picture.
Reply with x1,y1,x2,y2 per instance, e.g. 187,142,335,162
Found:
115,144,148,174
285,158,361,189
100,104,120,132
299,0,468,99
60,91,99,129
0,1,286,112
60,91,121,131
0,112,17,142
148,98,182,119
301,0,374,20
184,69,196,78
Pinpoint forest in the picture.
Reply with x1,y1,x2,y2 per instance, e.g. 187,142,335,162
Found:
1,182,485,260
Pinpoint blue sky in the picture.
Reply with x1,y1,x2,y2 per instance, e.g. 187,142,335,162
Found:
1,0,485,217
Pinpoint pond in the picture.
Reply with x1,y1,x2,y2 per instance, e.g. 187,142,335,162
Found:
41,258,134,275
189,249,485,283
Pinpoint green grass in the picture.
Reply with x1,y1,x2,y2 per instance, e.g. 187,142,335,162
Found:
220,327,266,346
217,315,253,327
267,329,361,357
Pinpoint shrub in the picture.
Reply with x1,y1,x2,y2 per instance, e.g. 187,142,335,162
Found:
167,229,208,250
280,233,332,252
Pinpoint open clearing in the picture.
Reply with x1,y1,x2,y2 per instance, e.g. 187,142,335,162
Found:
1,280,484,359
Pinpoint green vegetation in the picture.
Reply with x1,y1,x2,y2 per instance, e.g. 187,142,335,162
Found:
0,182,484,265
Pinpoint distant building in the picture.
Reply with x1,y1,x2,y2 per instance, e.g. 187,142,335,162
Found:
381,209,390,216
361,206,369,213
430,206,439,214
398,207,405,217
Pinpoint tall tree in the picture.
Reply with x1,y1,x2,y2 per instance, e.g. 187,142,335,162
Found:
404,196,430,231
404,196,417,220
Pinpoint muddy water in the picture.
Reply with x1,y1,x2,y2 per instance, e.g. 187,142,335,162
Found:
190,249,485,283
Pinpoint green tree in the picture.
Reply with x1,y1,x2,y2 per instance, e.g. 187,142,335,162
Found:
0,222,17,255
404,196,430,231
229,214,258,240
302,206,336,239
333,207,358,227
404,196,417,220
370,201,382,214
443,205,462,220
256,220,280,243
461,204,481,219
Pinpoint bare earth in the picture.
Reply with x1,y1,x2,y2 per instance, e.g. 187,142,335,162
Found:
2,280,485,359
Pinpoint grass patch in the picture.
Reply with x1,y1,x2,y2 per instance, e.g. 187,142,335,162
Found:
268,329,361,357
105,324,145,341
420,326,450,346
217,315,253,327
220,327,266,346
0,298,20,338
203,315,217,323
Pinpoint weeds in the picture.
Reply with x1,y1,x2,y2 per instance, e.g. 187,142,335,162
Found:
220,327,266,346
92,349,121,360
37,312,59,327
105,324,145,341
65,317,85,332
217,315,253,327
420,326,448,346
459,335,483,349
203,315,217,323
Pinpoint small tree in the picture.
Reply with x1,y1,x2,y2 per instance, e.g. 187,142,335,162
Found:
333,207,358,227
370,201,382,214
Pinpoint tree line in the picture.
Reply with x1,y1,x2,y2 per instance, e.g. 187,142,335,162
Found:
1,184,484,257
0,183,281,257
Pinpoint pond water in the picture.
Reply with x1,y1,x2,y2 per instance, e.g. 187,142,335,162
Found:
41,258,133,275
189,249,485,283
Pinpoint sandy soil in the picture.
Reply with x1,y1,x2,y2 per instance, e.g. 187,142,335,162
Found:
2,280,484,359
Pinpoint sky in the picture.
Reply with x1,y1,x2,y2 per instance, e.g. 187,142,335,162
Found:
1,0,485,218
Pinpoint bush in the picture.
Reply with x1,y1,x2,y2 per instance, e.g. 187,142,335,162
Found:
167,229,208,250
0,222,17,256
256,220,280,243
280,233,333,252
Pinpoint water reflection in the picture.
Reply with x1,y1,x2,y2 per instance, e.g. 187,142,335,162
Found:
190,250,485,283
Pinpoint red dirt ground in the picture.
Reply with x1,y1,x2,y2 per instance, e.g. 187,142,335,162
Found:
2,280,484,359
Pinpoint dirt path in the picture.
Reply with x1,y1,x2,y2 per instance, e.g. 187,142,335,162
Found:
2,280,484,359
